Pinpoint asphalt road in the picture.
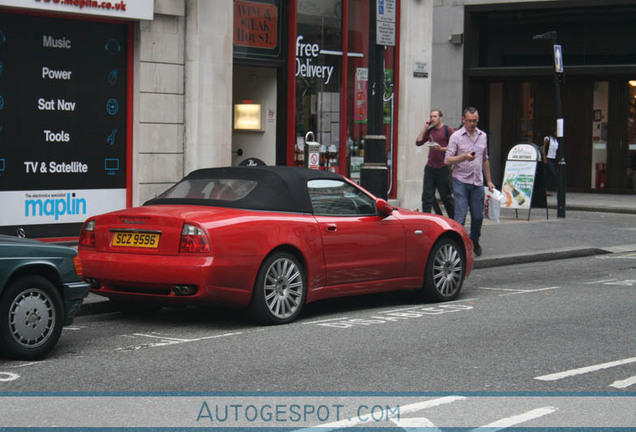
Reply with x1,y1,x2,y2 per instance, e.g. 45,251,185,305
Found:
1,251,635,428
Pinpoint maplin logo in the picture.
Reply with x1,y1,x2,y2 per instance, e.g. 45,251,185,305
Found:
25,193,87,220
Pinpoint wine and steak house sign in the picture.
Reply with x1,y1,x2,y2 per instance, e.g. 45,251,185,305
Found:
233,0,280,59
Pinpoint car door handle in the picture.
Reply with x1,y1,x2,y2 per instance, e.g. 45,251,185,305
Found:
325,224,338,232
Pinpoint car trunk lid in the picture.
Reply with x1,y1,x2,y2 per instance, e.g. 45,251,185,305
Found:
91,205,228,256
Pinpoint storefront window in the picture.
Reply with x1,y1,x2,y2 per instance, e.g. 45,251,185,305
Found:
293,0,398,191
294,0,343,171
345,0,396,186
345,0,368,181
592,81,608,189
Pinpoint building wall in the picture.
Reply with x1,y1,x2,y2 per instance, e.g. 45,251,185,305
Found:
135,0,186,204
431,0,556,129
430,1,466,132
134,0,233,206
395,0,433,211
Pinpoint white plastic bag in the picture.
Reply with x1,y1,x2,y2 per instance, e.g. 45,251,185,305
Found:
484,187,504,223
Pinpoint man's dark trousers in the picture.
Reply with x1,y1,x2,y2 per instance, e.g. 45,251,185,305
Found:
421,164,454,218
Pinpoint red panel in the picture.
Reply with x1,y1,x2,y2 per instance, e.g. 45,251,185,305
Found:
390,0,401,199
286,0,298,167
126,22,134,208
339,0,349,175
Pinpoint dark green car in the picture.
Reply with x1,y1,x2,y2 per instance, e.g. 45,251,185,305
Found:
0,235,90,360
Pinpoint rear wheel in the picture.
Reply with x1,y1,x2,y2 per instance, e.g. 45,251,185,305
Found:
0,276,63,360
423,237,465,301
249,252,306,324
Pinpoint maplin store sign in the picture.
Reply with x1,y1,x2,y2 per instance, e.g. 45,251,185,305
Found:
0,0,154,20
0,2,153,236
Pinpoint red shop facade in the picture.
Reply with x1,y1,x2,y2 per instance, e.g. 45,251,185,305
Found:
232,0,401,198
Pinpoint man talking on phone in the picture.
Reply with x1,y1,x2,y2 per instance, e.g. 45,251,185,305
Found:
444,107,495,257
415,109,454,218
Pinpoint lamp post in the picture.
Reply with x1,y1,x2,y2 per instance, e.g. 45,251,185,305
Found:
533,30,566,218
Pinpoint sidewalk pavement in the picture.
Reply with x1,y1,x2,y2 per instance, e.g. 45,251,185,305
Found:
76,192,636,316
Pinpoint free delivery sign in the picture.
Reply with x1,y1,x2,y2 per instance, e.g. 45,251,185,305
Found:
0,189,126,225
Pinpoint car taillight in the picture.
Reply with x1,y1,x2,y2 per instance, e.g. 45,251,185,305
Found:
79,220,96,248
73,254,83,277
179,224,211,254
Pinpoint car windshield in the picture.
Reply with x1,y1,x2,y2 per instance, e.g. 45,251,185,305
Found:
156,178,257,202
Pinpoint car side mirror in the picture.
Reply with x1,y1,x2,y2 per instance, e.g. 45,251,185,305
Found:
376,199,393,216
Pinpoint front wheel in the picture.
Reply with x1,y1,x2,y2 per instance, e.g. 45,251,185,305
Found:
0,276,64,360
422,238,465,301
249,252,306,324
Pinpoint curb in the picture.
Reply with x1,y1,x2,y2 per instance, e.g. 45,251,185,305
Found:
547,204,636,215
474,247,611,269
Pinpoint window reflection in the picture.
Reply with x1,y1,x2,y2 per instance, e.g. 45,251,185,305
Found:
295,0,342,171
592,81,608,189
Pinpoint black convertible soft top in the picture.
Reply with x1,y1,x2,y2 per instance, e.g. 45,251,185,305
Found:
144,166,346,213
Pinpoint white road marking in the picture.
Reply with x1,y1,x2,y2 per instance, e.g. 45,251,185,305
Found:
498,287,560,296
476,287,560,296
610,375,636,389
383,299,477,314
603,280,636,286
117,331,242,350
598,251,636,259
0,372,20,382
535,357,636,381
475,406,558,430
585,279,618,284
305,299,478,326
188,332,243,342
10,362,44,368
477,287,526,292
303,317,352,325
294,396,466,431
132,333,190,342
63,326,83,331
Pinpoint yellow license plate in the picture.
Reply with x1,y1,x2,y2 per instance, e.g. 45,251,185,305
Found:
112,232,160,248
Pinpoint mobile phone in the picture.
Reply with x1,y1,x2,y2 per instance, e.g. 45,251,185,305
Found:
470,151,476,156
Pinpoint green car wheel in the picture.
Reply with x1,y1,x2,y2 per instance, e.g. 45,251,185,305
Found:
0,275,64,360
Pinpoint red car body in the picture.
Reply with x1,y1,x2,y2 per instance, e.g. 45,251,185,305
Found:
78,166,473,323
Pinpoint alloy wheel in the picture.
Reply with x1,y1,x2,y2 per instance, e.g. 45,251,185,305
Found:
431,242,463,298
263,257,304,319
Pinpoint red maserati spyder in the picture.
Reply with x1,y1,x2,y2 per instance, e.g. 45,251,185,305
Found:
78,166,473,324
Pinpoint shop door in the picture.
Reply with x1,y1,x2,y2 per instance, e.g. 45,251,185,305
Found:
231,66,277,166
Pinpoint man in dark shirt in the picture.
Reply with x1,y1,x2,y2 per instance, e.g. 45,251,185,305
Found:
416,109,455,218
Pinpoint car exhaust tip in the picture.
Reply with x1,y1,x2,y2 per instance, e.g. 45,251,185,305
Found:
86,278,101,289
172,285,198,296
